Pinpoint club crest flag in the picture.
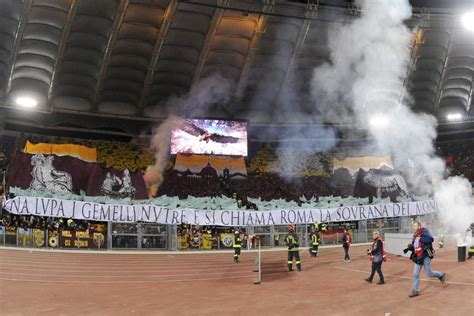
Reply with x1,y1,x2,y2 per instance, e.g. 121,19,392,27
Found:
332,156,408,201
7,151,147,199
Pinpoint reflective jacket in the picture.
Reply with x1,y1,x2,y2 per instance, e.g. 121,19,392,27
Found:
310,232,320,246
233,235,241,248
285,233,299,252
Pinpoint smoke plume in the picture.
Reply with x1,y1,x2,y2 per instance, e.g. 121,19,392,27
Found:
144,117,176,197
168,73,233,117
312,0,473,233
434,176,474,243
240,20,338,177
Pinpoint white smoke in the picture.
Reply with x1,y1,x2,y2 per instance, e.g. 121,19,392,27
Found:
239,20,338,178
312,0,473,234
434,176,474,244
275,125,337,178
144,116,176,196
168,73,233,117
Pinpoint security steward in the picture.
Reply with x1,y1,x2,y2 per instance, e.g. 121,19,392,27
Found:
233,229,242,263
285,225,301,271
309,224,320,258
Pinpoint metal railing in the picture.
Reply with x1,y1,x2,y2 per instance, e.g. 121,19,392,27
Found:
1,219,408,251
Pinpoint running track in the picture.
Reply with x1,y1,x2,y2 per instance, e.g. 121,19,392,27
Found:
0,245,472,315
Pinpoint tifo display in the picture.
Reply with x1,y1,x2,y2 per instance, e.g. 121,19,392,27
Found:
171,118,248,156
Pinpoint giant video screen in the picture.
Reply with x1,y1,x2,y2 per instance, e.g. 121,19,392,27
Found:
171,118,248,156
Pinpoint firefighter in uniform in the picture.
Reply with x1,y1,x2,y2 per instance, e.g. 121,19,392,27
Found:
285,225,301,271
233,229,242,263
309,224,320,257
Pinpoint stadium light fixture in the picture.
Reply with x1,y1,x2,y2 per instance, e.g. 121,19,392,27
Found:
15,96,37,108
462,11,474,31
447,113,462,121
369,114,389,129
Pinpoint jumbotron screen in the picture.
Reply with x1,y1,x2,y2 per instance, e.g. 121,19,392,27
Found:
171,118,248,156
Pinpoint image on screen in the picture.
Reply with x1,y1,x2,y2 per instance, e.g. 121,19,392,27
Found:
171,118,248,156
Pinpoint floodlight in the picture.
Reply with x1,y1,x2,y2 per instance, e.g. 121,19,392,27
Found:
447,113,462,121
369,114,389,128
462,11,474,31
15,96,37,108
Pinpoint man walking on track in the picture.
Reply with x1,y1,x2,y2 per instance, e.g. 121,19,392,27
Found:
342,229,351,262
365,230,386,284
309,224,320,258
405,221,446,297
233,229,242,263
285,225,301,271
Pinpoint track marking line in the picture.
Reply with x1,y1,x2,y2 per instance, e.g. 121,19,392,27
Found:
390,256,464,263
0,270,258,278
333,266,474,286
0,273,261,284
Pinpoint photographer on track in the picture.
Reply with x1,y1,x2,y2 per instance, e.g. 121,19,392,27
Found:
404,221,446,298
342,228,351,262
365,230,386,285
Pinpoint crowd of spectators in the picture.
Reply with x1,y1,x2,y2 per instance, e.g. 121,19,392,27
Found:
2,136,473,217
0,213,93,231
156,170,342,206
438,141,474,181
157,171,224,199
154,140,474,205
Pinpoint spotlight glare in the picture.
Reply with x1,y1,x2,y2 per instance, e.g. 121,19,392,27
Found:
369,114,389,129
447,113,462,121
462,11,474,31
15,96,37,108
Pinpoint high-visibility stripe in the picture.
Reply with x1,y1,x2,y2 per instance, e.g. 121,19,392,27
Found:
296,261,301,264
233,245,241,248
287,261,293,264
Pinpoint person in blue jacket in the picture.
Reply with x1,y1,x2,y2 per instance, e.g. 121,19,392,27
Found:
404,221,446,297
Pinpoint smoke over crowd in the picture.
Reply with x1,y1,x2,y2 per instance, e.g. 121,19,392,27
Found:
145,0,473,234
312,0,473,234
144,74,233,194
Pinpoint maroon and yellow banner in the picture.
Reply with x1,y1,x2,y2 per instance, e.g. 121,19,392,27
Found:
24,141,97,162
8,151,147,199
59,228,106,249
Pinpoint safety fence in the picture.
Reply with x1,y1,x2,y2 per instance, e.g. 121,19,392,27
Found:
0,217,407,251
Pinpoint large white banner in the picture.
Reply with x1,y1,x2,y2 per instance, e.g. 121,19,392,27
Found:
2,196,437,226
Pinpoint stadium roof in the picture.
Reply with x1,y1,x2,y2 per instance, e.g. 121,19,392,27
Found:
0,0,473,138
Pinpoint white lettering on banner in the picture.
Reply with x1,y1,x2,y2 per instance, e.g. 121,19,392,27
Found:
2,196,438,226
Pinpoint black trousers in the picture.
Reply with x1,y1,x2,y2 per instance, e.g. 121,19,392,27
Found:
344,246,350,260
311,244,319,257
368,261,384,281
234,247,241,261
287,251,301,270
